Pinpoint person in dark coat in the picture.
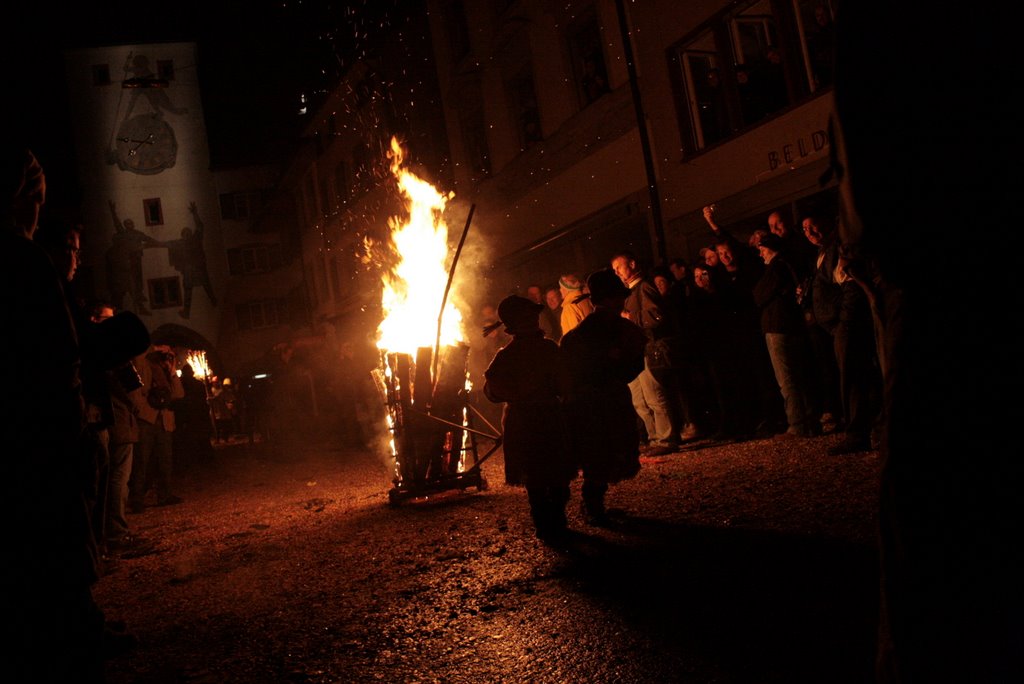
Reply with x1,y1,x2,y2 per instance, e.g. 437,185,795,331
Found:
833,5,1022,680
751,233,819,438
483,295,574,543
172,362,215,469
560,269,647,526
3,143,105,681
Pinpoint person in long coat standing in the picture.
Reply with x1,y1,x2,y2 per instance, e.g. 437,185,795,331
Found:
484,295,575,543
560,269,647,526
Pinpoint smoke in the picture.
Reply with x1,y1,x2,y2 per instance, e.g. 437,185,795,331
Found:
444,201,497,336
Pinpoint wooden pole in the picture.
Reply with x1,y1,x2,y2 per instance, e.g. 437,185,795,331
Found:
433,203,476,382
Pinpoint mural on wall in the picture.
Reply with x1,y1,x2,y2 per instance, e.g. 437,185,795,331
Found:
107,52,188,175
156,202,217,320
107,200,158,315
106,200,216,320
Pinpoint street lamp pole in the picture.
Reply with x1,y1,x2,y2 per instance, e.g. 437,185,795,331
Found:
614,0,668,267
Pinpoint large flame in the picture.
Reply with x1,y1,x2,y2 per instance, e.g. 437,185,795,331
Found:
184,350,210,380
376,137,463,354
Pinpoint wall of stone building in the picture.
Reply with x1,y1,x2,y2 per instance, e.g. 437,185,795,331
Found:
64,42,226,348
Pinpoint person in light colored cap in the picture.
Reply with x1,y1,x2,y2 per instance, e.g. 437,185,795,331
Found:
558,274,594,336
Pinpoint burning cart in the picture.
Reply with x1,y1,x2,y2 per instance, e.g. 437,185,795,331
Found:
373,138,501,505
376,344,501,505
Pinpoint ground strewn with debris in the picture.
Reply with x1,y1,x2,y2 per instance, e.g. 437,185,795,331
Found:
96,431,883,683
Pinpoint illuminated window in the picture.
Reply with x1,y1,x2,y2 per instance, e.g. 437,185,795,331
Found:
669,0,822,154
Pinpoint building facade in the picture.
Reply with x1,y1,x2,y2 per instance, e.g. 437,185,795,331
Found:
424,0,838,298
64,41,307,380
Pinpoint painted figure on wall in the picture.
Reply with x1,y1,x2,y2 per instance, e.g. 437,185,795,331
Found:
122,53,188,119
159,201,217,320
107,200,158,315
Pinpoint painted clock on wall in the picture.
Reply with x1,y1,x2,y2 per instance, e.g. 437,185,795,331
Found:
115,113,178,174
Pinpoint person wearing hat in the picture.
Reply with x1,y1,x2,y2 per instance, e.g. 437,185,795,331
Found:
560,269,647,526
752,233,818,438
483,295,575,544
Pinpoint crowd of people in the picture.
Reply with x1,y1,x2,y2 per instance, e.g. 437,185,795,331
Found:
476,198,883,502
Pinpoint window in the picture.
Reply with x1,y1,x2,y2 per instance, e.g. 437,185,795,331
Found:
670,0,815,154
92,64,111,86
149,277,182,309
303,174,318,224
318,167,331,216
227,244,283,276
143,198,163,226
794,0,835,91
334,160,350,204
457,79,491,178
219,191,264,220
567,10,610,108
354,75,376,110
508,63,543,149
445,0,471,62
156,59,175,81
236,299,285,331
329,255,341,301
352,144,371,191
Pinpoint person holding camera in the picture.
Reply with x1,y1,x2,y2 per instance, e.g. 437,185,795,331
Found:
128,344,185,512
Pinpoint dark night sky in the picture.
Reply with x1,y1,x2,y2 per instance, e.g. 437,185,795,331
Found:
4,0,424,214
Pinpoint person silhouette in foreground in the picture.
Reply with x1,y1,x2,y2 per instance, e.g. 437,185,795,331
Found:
832,4,1022,681
484,295,575,544
3,143,107,681
560,269,647,527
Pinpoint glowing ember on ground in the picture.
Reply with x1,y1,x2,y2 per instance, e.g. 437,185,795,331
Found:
375,137,463,355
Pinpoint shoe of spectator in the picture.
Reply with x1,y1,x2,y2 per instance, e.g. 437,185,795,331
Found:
156,494,184,507
102,624,138,659
680,424,703,442
644,443,676,456
108,534,156,557
582,510,613,527
97,553,118,576
827,438,872,456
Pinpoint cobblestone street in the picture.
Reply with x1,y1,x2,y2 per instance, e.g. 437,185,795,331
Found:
96,433,882,683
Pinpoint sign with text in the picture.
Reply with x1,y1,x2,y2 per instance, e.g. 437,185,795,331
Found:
767,129,829,171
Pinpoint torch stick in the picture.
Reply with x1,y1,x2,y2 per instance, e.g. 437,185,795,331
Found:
433,203,476,383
